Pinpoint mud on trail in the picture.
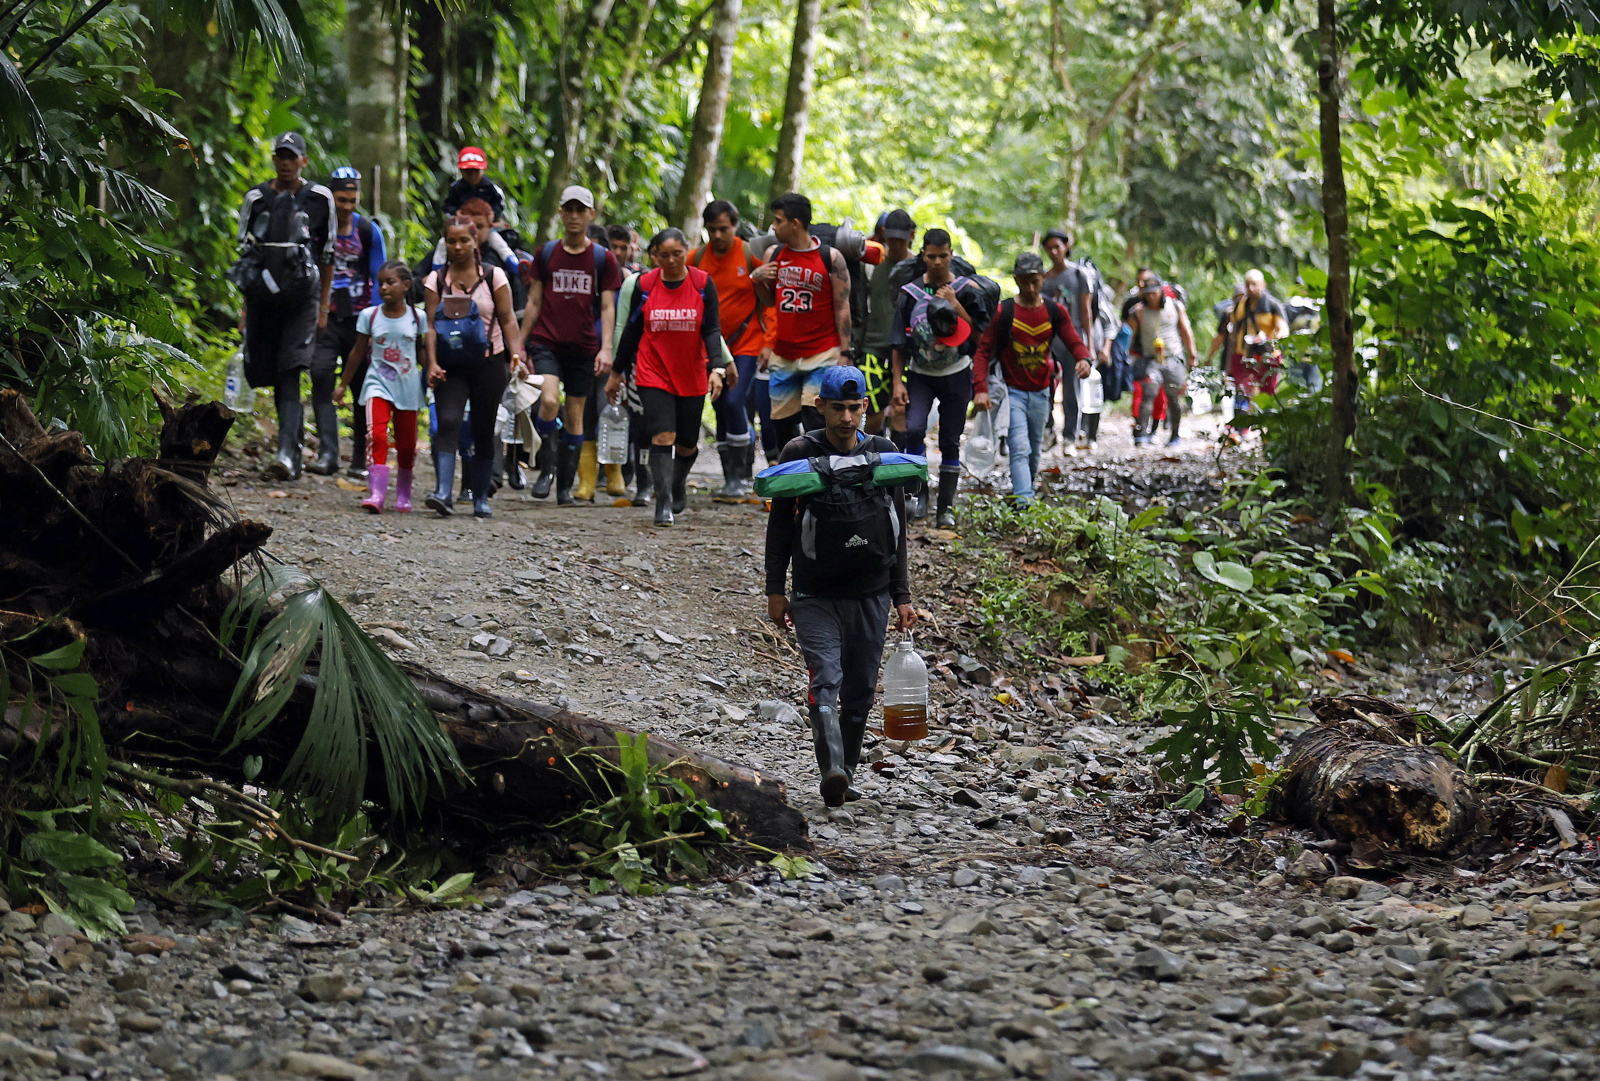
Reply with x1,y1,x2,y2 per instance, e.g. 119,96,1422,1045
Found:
6,406,1598,1081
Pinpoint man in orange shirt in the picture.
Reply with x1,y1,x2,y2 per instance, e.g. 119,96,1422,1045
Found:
691,199,770,500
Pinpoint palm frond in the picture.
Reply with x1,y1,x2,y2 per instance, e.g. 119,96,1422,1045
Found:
149,0,309,70
221,566,463,821
0,52,43,153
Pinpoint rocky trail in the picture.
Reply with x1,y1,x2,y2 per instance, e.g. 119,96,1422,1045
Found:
3,404,1597,1081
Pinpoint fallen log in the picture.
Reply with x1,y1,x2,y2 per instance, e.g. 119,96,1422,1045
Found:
0,391,806,855
1279,695,1480,858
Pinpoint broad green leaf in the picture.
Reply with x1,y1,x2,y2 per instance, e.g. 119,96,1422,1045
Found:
30,638,86,669
21,830,121,872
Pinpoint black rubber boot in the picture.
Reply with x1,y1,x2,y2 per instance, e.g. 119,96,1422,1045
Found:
530,433,556,499
713,443,741,502
555,438,579,506
506,444,526,490
840,710,868,803
908,480,928,521
266,380,303,480
307,397,339,475
810,706,850,808
490,439,507,495
935,466,960,528
631,444,649,507
470,455,495,518
649,448,674,526
671,449,696,514
741,441,757,489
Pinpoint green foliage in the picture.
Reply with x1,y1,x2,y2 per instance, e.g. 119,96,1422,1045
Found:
958,475,1450,702
1147,675,1278,791
767,853,822,881
221,565,463,824
560,733,729,896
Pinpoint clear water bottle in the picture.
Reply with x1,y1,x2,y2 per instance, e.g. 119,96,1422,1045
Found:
597,402,630,465
881,632,929,741
1078,366,1103,415
223,351,255,413
964,408,996,476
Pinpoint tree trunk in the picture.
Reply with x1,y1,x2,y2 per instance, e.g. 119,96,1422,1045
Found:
0,390,808,852
413,0,447,159
534,0,620,240
346,0,409,223
592,0,660,214
1318,0,1355,502
766,0,821,217
1279,696,1480,859
673,0,742,237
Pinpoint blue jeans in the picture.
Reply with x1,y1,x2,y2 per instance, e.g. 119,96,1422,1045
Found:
713,354,759,443
905,369,972,463
1006,387,1050,501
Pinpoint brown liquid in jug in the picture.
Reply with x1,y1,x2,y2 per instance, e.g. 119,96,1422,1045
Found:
883,703,928,741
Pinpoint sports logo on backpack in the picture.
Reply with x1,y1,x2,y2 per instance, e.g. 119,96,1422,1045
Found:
796,453,900,588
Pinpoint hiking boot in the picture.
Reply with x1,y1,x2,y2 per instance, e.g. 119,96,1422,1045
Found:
671,450,696,514
649,450,673,527
529,435,555,498
426,451,456,517
810,706,849,808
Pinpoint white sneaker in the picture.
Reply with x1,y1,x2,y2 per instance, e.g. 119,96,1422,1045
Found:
1064,445,1078,457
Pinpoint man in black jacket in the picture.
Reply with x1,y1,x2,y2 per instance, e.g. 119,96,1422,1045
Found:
234,132,336,480
766,365,917,807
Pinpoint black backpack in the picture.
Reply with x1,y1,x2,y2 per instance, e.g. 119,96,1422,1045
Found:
888,253,1000,332
230,183,321,303
809,223,869,354
792,451,901,596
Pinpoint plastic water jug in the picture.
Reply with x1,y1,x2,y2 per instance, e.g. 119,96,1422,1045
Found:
881,632,929,741
965,409,996,476
1078,367,1103,415
224,351,255,413
597,402,630,465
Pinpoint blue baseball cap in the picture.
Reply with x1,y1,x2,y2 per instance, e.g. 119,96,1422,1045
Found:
817,365,868,401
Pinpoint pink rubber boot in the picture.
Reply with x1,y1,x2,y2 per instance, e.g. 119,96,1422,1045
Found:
362,464,390,514
395,468,414,512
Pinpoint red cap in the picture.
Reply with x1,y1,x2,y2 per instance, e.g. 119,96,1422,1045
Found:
936,319,971,348
458,147,488,170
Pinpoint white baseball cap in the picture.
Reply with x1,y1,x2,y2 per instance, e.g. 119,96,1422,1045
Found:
559,185,595,209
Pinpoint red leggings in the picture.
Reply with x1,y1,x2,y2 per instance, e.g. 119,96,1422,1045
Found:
365,397,418,469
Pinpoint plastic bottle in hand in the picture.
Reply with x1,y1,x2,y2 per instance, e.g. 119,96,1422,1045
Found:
597,402,629,465
224,351,255,413
881,631,929,741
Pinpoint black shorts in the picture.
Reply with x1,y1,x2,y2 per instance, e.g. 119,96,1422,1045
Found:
860,351,893,414
530,343,595,400
638,386,705,443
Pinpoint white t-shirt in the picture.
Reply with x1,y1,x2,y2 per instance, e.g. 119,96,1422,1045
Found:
356,304,426,411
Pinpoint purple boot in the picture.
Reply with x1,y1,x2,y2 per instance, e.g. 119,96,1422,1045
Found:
362,464,390,514
395,468,414,513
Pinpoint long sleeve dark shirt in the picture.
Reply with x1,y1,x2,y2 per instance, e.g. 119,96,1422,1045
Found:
764,429,912,607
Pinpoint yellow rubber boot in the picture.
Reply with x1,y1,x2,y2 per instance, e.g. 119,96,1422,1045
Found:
604,463,627,498
574,441,598,502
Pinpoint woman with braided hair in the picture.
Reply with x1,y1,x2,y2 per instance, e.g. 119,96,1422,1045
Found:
422,215,524,518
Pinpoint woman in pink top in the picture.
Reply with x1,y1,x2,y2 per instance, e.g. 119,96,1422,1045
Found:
422,216,523,517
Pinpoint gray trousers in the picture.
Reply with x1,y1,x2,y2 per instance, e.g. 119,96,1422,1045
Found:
792,593,893,714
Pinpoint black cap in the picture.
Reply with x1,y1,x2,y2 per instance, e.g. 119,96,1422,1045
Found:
1013,251,1045,275
883,209,915,241
1043,227,1071,246
1141,275,1165,293
273,132,308,157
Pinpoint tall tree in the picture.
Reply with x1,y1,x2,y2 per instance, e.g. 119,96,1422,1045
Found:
673,0,742,237
534,0,621,239
766,0,821,213
346,0,408,221
1317,0,1354,501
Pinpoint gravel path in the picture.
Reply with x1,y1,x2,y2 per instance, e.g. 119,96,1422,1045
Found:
4,406,1593,1081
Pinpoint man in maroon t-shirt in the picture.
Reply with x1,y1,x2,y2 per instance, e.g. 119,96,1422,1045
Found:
519,184,622,504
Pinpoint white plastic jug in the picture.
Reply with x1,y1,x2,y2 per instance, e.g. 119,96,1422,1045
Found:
1078,367,1104,415
965,408,997,476
223,351,255,413
597,402,630,465
881,632,929,741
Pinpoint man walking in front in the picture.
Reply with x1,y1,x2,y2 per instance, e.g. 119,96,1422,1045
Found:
234,132,336,481
765,366,916,808
751,192,852,445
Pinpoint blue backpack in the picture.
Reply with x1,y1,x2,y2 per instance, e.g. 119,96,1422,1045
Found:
434,287,489,371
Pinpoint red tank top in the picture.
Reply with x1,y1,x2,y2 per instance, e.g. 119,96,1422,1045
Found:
634,266,710,396
771,242,838,358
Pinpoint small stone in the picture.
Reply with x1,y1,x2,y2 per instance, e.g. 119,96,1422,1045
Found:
583,944,616,960
1210,997,1249,1021
1289,850,1331,878
281,1049,372,1079
767,943,801,959
1451,978,1509,1018
1460,904,1494,928
952,868,981,888
1130,946,1187,981
368,626,416,651
296,973,348,1003
1417,998,1463,1024
1319,1047,1362,1077
1293,916,1331,938
951,788,987,810
1256,873,1285,889
1467,1032,1523,1056
872,874,906,892
921,964,949,983
1319,931,1358,953
219,960,271,984
21,980,69,1008
122,932,176,955
110,970,147,992
36,912,75,937
904,1043,1009,1077
1323,876,1367,900
119,1012,165,1033
1235,1069,1284,1081
0,910,35,934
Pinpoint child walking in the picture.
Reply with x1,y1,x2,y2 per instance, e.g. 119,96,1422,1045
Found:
335,261,428,513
